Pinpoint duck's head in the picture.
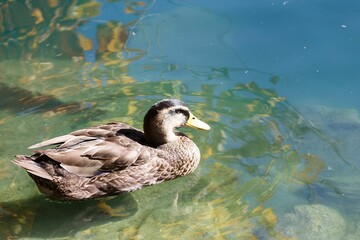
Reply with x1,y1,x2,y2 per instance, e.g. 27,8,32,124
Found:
143,99,210,146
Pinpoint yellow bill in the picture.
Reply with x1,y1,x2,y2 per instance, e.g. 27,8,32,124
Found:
185,112,211,130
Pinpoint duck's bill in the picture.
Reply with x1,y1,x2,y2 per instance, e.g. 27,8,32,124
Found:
185,112,211,130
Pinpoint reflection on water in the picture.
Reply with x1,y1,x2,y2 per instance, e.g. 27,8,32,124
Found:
0,0,359,239
0,0,146,62
0,194,137,239
0,1,93,61
0,81,82,115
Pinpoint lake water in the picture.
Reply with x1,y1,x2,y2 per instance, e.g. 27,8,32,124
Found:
1,0,359,239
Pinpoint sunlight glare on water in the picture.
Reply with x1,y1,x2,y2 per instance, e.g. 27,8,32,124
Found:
0,0,359,239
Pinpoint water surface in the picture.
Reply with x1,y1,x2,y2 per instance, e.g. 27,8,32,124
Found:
1,0,359,239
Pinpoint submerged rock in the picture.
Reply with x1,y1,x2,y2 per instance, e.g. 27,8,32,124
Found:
276,204,346,240
344,225,360,240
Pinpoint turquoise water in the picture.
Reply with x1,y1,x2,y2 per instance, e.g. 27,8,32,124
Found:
1,0,359,239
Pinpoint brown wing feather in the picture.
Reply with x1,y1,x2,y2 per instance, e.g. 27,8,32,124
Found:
28,135,75,149
13,155,53,180
29,123,151,177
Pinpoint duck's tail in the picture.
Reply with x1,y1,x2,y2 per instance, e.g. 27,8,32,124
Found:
13,155,53,180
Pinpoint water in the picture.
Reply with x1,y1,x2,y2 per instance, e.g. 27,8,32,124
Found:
0,0,359,239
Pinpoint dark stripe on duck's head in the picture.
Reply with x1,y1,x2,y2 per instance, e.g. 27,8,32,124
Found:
145,99,186,124
152,99,186,111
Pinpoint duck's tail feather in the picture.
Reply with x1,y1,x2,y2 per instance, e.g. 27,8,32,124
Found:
13,155,53,180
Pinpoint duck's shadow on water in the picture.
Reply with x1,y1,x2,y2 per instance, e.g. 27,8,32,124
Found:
0,193,137,239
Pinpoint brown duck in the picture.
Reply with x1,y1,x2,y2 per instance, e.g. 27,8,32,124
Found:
13,99,210,201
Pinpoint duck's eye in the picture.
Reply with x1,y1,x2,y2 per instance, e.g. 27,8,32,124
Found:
173,109,190,119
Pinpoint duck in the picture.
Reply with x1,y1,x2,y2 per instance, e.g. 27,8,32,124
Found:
13,99,210,201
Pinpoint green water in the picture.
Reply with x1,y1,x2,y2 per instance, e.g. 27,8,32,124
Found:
1,0,359,239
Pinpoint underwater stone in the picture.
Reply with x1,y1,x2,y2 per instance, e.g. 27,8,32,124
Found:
276,204,346,240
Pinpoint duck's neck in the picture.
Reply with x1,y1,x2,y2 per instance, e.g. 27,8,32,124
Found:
143,118,178,147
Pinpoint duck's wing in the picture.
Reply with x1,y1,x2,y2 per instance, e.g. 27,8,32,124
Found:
28,134,97,149
28,122,131,149
30,123,151,177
